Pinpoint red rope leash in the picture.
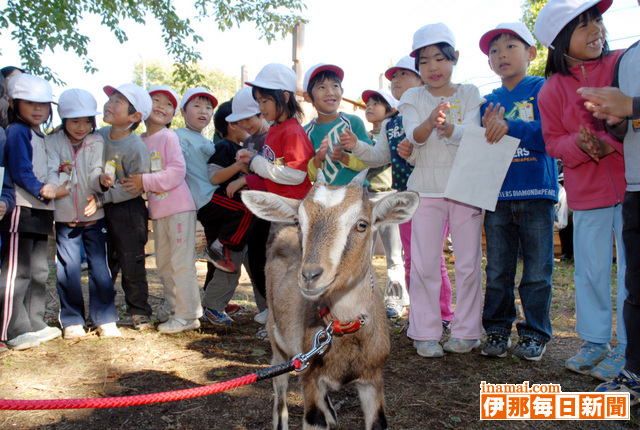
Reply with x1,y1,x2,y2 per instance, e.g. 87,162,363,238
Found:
0,359,303,411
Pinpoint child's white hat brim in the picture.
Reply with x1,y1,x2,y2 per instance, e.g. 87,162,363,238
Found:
8,74,56,104
58,88,100,119
479,22,536,55
148,85,180,109
410,22,456,57
533,0,612,49
302,63,344,92
180,87,219,110
104,83,153,121
384,56,420,81
226,87,261,123
246,63,298,93
362,89,399,109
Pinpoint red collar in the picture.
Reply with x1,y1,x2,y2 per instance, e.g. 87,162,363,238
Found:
317,306,365,335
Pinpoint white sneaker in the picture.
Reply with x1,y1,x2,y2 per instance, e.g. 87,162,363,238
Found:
63,325,86,339
157,317,200,334
34,326,62,343
414,340,444,358
254,308,269,325
443,338,481,354
97,322,122,338
6,333,40,350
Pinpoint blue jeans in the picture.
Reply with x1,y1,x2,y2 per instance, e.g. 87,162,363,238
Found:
56,219,117,328
482,199,555,343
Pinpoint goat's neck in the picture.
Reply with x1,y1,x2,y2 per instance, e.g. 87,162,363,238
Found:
323,267,375,323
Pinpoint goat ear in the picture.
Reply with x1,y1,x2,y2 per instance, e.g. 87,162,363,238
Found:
371,191,419,227
241,190,301,223
350,169,369,187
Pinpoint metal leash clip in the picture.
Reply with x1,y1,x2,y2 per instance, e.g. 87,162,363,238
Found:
292,323,334,372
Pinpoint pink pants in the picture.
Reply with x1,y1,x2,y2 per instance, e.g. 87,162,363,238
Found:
407,198,483,341
399,219,454,321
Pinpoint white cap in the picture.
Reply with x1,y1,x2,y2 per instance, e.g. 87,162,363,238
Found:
57,89,100,119
226,87,261,122
148,85,180,109
180,87,218,110
533,0,612,49
362,89,399,109
410,22,456,57
479,22,536,55
8,74,55,103
103,83,152,121
302,63,344,92
384,56,420,81
246,63,297,93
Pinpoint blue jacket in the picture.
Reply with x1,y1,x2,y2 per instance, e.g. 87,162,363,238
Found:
482,76,558,202
0,127,15,214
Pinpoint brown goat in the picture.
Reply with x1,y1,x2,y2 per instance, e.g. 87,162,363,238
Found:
242,170,419,430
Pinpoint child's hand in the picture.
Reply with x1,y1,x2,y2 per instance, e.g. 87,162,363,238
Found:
330,144,349,164
315,136,329,162
84,195,98,217
578,87,632,125
226,177,247,199
40,183,58,199
430,101,450,132
339,129,357,151
60,163,73,175
122,174,144,195
100,173,114,188
236,149,255,165
0,201,6,220
397,139,413,159
56,182,71,198
577,125,615,163
482,103,508,143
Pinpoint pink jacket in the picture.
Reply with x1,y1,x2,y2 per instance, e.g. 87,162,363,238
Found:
538,51,626,211
141,127,196,219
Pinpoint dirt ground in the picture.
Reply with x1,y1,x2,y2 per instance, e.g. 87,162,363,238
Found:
0,252,637,430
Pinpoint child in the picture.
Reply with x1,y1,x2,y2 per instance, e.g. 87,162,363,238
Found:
478,23,558,361
0,74,60,350
579,30,640,400
121,85,202,334
302,63,369,185
535,0,627,380
236,63,314,201
88,83,153,331
48,88,120,339
397,23,485,358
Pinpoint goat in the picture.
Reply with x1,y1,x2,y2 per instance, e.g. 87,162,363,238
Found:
241,170,419,430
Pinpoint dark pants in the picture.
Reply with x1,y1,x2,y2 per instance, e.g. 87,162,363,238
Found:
104,197,151,317
482,199,555,343
0,231,49,340
623,191,640,374
56,219,117,328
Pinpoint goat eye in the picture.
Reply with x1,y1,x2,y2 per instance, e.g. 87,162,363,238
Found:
293,218,300,228
356,220,368,232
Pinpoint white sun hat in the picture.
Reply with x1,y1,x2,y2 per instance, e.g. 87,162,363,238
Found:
246,63,297,93
8,74,56,104
410,22,456,57
362,89,399,108
384,56,420,81
479,22,536,55
302,63,344,92
180,87,218,110
57,89,100,119
103,83,153,121
226,87,261,123
533,0,612,49
148,85,180,109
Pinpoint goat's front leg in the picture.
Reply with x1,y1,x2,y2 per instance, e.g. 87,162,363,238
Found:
271,343,290,430
301,375,335,430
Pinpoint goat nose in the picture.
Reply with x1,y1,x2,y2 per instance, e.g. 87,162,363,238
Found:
301,267,323,285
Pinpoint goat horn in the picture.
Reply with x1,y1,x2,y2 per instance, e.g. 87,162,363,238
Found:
350,169,369,187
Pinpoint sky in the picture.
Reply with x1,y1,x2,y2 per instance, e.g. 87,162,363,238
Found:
1,0,639,113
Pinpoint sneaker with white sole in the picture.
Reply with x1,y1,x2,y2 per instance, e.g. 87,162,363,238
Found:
414,340,444,358
63,325,86,339
481,333,512,358
157,317,200,334
566,341,609,375
443,338,481,354
256,328,268,340
591,345,626,382
0,341,7,354
206,239,238,273
595,369,640,406
203,307,234,326
6,332,40,350
386,302,406,319
513,336,547,361
34,326,62,343
97,322,122,338
254,308,268,325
